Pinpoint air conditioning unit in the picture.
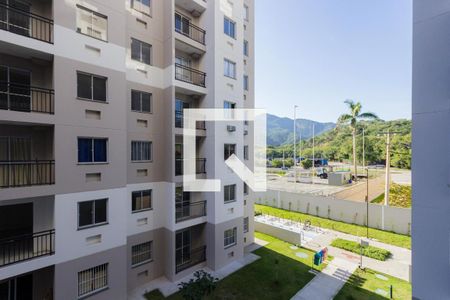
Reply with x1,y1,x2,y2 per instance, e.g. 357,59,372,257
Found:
227,125,236,132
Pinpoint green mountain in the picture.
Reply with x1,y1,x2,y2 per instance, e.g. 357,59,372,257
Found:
268,119,411,169
267,114,335,146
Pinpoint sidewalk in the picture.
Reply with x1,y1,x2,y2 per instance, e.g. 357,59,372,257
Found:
290,257,358,300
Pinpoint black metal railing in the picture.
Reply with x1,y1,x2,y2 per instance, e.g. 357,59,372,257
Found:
0,160,55,188
175,64,206,87
176,245,206,273
0,3,53,43
175,158,206,176
176,201,207,223
175,16,205,45
0,82,54,114
175,111,206,130
0,229,55,267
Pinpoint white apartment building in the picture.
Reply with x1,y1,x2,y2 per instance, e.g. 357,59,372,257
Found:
0,0,255,299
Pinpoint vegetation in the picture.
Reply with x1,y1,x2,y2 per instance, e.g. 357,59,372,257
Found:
334,268,411,300
337,100,379,178
331,238,391,261
371,184,411,208
255,205,411,249
267,119,411,170
178,271,218,300
145,232,330,300
270,157,294,168
301,159,313,169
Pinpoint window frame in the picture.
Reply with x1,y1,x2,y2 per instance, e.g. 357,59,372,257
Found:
131,90,152,113
244,5,249,21
224,17,236,39
77,137,108,164
131,38,152,65
131,241,153,267
77,71,108,102
131,189,153,213
131,141,153,162
77,263,109,298
76,5,108,42
244,40,249,56
244,75,249,91
77,198,108,230
243,145,249,160
224,143,236,161
131,0,152,16
244,182,249,195
224,227,237,248
243,217,249,233
224,59,237,79
224,184,236,203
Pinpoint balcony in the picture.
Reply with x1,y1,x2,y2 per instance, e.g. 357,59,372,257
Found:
175,64,206,88
175,14,205,45
0,2,54,43
0,82,54,114
175,111,206,130
0,160,55,188
176,200,206,223
175,245,206,273
175,158,206,176
0,229,55,267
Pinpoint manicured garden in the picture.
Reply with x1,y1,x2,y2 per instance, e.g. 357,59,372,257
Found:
331,238,391,261
145,232,330,300
255,204,411,249
334,268,412,300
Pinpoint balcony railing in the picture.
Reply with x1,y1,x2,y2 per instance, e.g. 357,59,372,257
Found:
0,82,54,114
175,111,206,130
0,3,54,43
175,16,206,45
175,158,206,176
176,201,206,223
176,245,206,273
0,160,55,188
175,64,206,87
0,229,55,267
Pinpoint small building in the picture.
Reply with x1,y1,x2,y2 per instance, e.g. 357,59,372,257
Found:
328,171,352,186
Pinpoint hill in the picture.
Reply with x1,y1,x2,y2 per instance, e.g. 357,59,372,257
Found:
267,114,335,146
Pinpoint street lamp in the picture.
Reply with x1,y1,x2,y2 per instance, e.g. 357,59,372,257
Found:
293,105,299,183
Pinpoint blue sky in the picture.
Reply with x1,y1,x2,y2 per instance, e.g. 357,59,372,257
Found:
255,0,412,123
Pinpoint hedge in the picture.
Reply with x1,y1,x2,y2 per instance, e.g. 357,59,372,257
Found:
331,238,391,261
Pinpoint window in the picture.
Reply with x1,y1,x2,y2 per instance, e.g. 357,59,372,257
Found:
224,184,236,203
77,72,107,102
131,38,152,65
244,182,249,195
132,0,151,15
224,59,236,79
131,90,152,113
224,101,236,118
224,227,237,248
131,141,152,161
78,264,108,298
132,189,152,212
224,17,236,38
132,241,153,266
244,40,249,56
244,5,249,21
244,75,249,91
78,199,108,229
224,144,236,160
243,217,249,233
244,145,249,160
175,12,190,36
76,5,107,41
78,138,107,163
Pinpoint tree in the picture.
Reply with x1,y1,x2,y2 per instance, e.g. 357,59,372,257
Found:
337,100,379,178
301,159,313,169
178,270,219,300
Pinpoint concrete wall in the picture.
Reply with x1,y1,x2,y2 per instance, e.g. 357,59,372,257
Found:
254,221,302,246
255,190,411,235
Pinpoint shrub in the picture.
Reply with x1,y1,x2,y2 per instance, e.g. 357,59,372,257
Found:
301,159,313,169
178,270,219,300
331,238,391,261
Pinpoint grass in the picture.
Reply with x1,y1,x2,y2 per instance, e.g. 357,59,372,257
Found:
334,268,412,300
255,204,411,249
145,232,331,300
371,184,411,208
331,238,391,261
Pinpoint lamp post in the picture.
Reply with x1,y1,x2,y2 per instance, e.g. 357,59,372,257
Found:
293,105,299,183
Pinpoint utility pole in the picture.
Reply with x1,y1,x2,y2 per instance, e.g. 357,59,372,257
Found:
282,149,285,169
366,167,369,238
312,124,315,184
384,129,391,207
362,128,365,169
293,105,298,183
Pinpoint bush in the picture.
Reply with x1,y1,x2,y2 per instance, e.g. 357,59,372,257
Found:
178,270,219,300
301,159,313,169
331,238,391,261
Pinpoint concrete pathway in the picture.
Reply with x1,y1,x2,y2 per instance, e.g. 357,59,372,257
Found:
290,257,358,300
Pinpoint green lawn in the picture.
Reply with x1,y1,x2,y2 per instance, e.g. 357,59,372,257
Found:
145,232,331,300
371,184,411,208
334,268,412,300
331,239,391,261
255,204,411,249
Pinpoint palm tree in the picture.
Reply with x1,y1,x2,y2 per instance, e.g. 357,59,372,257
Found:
337,100,379,179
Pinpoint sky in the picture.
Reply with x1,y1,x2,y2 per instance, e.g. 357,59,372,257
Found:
255,0,412,123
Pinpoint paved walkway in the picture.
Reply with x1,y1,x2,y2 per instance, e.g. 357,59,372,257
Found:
290,257,358,300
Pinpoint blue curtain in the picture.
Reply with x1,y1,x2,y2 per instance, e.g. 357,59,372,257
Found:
94,139,107,162
78,139,92,162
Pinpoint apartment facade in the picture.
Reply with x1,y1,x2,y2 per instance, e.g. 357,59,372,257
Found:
0,0,255,299
412,0,450,299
